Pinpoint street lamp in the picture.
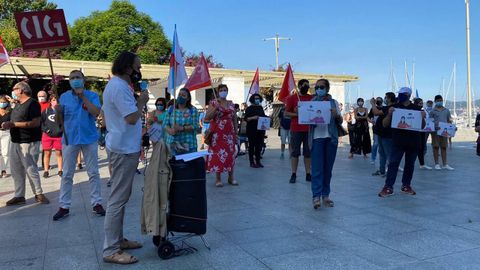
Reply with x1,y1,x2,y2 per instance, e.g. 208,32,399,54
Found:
263,34,291,71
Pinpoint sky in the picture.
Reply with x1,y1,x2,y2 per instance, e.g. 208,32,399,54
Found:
53,0,480,101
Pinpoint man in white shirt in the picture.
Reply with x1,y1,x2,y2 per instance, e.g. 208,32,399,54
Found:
102,52,149,264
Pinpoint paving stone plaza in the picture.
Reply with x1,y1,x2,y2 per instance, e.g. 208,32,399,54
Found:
1,131,480,270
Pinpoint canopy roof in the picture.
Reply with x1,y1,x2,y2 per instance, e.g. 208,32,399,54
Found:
0,57,359,87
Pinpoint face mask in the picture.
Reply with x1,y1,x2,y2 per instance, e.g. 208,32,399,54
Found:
70,79,84,89
130,69,142,84
177,96,187,105
0,102,7,109
11,91,18,100
219,91,228,99
38,97,47,103
300,85,309,95
426,106,433,111
376,100,383,106
254,99,261,105
435,101,443,107
156,105,164,111
357,102,364,107
316,89,326,97
398,93,410,103
383,99,388,106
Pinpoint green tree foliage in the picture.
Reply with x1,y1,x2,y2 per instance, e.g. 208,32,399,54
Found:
0,0,57,50
62,0,171,64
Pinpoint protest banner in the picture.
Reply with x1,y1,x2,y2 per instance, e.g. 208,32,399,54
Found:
257,117,271,130
298,101,331,125
437,122,456,137
391,108,422,131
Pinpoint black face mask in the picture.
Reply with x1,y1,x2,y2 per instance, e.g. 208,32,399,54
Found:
130,69,142,84
300,85,309,95
376,100,383,106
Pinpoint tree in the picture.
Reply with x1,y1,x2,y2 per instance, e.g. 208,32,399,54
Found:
62,0,171,64
0,0,57,50
184,52,224,68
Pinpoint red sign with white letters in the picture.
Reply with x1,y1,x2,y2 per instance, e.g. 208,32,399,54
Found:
14,9,70,50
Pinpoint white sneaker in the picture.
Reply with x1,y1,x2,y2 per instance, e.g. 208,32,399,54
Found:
442,165,454,171
398,167,404,172
434,164,442,170
420,165,433,170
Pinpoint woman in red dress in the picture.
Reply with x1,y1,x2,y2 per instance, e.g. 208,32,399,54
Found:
205,84,238,187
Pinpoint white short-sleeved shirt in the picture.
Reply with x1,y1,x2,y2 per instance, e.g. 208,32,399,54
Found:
102,76,141,154
314,100,340,139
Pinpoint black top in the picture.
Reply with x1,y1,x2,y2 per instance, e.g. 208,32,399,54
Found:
278,108,291,130
391,102,422,149
10,98,42,143
41,107,63,138
374,105,393,138
0,111,11,131
475,113,480,129
244,105,266,135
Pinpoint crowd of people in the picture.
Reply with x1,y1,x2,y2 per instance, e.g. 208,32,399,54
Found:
1,51,479,265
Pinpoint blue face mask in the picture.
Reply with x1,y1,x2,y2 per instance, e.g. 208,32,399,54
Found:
177,96,187,105
11,91,18,100
426,106,433,111
398,93,410,103
316,89,326,97
435,101,443,107
70,79,84,89
0,102,8,109
254,99,261,105
383,99,388,106
156,105,164,111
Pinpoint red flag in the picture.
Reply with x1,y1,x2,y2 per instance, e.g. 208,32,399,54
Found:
184,54,212,91
0,37,10,68
248,68,260,95
278,64,296,102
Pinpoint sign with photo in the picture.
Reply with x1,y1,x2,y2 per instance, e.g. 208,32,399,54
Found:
391,108,422,131
421,118,435,132
437,122,456,138
257,117,271,130
298,101,331,125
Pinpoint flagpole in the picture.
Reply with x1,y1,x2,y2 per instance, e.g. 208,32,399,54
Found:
9,61,19,82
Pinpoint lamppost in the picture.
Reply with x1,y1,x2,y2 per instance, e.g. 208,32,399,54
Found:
263,34,291,71
465,0,473,126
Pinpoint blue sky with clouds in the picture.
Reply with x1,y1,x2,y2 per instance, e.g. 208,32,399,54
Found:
53,0,480,101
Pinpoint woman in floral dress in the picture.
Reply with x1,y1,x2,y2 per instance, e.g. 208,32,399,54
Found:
205,84,238,187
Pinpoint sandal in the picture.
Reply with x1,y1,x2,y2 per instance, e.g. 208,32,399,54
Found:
215,181,224,187
322,198,335,207
119,238,143,250
227,179,239,186
103,251,138,264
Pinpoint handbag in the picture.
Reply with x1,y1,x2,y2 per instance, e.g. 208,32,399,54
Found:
329,99,348,137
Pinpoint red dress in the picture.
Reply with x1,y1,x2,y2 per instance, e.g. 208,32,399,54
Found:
206,100,237,173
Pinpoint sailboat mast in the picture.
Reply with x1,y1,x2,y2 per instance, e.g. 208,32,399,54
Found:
453,62,457,118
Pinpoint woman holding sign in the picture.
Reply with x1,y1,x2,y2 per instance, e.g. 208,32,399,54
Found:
309,79,342,209
244,93,266,168
205,84,239,187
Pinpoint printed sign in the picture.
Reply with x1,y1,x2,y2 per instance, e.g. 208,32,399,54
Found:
421,118,435,132
298,101,331,125
148,123,163,143
391,108,422,131
14,9,70,50
257,117,270,130
437,122,456,138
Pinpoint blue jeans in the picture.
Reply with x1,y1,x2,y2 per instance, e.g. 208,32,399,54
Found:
384,143,418,189
371,134,379,162
378,137,392,174
60,143,102,209
311,138,338,198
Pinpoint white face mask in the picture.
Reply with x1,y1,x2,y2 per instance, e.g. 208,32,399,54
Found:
38,97,47,103
219,91,228,99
